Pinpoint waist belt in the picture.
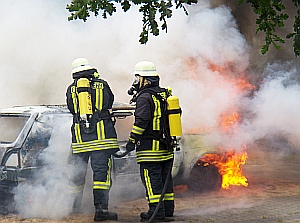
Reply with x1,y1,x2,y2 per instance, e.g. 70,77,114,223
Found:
73,109,111,123
94,109,111,120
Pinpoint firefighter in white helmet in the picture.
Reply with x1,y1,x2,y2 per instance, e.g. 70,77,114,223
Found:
66,58,118,221
126,61,176,221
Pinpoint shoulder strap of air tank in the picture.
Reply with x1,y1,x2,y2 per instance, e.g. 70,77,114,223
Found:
143,88,172,148
138,87,168,101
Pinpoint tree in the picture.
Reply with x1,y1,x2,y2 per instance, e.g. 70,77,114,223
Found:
66,0,300,56
66,0,197,44
238,0,300,56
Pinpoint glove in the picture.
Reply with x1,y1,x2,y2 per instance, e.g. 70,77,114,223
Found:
126,140,136,152
113,150,127,158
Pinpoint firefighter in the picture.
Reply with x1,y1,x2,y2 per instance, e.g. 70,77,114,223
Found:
66,58,118,221
125,61,175,221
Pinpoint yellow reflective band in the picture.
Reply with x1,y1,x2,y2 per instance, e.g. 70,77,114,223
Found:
152,139,159,151
71,86,78,114
94,82,104,111
93,181,110,190
137,150,173,156
136,150,174,163
68,184,84,194
144,169,153,202
132,125,145,135
136,155,174,163
100,87,103,110
74,123,82,143
149,194,161,203
93,182,110,190
97,120,105,140
163,193,174,201
152,95,161,131
72,138,119,153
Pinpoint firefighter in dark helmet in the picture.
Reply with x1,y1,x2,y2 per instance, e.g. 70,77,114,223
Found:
66,58,118,221
126,61,176,221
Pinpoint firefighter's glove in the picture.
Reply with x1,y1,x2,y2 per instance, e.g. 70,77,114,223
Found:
126,138,136,152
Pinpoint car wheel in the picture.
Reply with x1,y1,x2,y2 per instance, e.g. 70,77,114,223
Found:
187,160,222,192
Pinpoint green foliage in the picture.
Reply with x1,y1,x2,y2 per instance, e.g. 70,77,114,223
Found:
239,0,299,56
66,0,197,44
286,2,300,56
66,0,299,56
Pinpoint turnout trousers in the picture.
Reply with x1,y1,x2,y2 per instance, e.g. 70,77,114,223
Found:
139,159,175,216
68,150,113,210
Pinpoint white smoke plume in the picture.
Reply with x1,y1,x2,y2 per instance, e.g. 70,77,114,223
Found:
240,63,300,148
13,117,74,219
1,0,299,219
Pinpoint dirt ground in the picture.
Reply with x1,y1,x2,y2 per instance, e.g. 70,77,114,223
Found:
1,148,300,223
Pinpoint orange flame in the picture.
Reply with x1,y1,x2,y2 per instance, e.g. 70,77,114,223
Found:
219,108,240,134
236,78,256,92
199,148,248,189
185,61,252,190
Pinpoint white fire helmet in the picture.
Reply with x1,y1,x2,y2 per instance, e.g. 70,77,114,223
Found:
132,61,159,77
71,58,93,74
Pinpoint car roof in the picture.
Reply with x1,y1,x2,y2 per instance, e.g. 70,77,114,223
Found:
0,105,69,115
0,103,135,116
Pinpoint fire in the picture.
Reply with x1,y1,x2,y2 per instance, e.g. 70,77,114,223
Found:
209,62,256,93
184,61,253,190
236,78,256,92
219,107,240,134
199,148,248,189
212,107,249,189
213,69,252,189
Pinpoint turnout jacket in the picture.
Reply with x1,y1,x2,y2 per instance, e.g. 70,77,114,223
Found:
66,74,118,154
130,85,174,163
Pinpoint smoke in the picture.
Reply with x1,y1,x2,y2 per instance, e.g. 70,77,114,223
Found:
1,0,300,219
240,63,300,148
13,117,74,219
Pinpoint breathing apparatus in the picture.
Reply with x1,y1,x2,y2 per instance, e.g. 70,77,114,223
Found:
71,58,95,132
76,78,93,131
167,92,182,138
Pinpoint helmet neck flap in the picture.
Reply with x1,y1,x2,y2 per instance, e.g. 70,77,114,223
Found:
72,68,97,79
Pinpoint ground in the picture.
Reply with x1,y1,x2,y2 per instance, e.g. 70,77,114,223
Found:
1,146,300,223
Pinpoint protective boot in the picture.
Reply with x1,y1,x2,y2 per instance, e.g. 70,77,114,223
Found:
140,204,165,222
164,200,174,217
94,204,118,221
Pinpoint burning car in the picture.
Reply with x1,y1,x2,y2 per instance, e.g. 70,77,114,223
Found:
0,104,184,214
0,102,249,215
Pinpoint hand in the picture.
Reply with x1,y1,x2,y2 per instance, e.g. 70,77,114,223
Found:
126,141,136,152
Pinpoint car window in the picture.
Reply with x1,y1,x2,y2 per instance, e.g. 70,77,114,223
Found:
21,113,72,167
0,115,29,144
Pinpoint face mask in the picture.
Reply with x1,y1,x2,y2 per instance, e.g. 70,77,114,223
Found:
127,75,140,95
133,75,140,87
